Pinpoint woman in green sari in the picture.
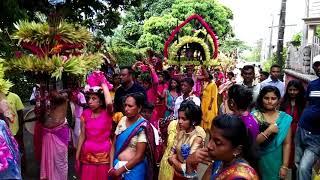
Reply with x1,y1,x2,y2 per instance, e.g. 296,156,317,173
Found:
252,86,292,180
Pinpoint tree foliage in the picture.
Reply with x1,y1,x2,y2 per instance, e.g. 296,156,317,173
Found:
242,39,262,62
220,38,248,55
113,0,233,55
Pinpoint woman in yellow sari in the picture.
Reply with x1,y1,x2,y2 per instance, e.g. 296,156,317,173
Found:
158,118,178,180
201,74,218,130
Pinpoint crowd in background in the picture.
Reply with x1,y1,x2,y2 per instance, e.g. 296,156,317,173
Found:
0,57,320,180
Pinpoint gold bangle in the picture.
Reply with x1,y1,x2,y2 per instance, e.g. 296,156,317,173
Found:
281,166,289,170
261,132,268,139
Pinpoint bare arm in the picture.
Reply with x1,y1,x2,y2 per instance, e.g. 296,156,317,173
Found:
196,67,209,80
279,127,291,179
110,135,116,167
101,83,113,114
282,127,291,168
76,118,85,160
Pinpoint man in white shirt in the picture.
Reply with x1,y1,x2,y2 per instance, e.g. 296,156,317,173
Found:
174,77,201,118
260,64,285,97
237,65,261,103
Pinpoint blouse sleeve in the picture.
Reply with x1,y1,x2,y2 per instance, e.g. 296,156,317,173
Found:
136,129,147,143
115,117,126,135
190,126,206,154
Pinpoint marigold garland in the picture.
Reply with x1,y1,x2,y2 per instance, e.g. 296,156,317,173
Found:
168,36,214,66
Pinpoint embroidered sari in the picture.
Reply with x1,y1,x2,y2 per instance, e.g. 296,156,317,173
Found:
210,159,259,180
252,111,292,180
114,117,156,180
0,119,21,179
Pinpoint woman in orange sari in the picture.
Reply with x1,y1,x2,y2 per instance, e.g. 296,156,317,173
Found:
187,114,259,180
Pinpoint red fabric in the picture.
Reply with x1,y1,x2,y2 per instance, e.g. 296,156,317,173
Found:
34,121,43,162
284,105,299,168
80,163,110,180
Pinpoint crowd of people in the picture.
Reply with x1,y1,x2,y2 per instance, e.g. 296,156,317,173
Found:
0,57,320,180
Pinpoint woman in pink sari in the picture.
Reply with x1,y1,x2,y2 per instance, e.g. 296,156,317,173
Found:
40,90,70,180
76,71,113,180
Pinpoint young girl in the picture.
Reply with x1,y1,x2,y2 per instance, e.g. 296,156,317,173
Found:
280,80,306,176
76,71,113,180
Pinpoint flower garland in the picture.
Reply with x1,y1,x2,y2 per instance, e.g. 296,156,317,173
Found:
163,14,219,59
168,36,214,66
193,29,215,56
5,53,104,80
12,21,92,58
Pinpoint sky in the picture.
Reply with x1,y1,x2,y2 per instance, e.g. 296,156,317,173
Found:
219,0,306,46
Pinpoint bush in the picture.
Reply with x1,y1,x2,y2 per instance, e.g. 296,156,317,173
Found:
5,72,35,103
109,46,145,66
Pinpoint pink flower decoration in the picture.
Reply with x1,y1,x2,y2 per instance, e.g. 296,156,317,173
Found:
86,71,113,90
14,51,22,58
62,56,68,61
0,137,13,172
140,65,149,72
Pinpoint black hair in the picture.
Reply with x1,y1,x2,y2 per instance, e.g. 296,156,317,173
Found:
256,86,281,112
168,78,181,93
212,114,259,175
162,70,171,81
120,66,134,75
260,71,269,77
270,64,281,71
181,77,194,87
228,84,253,111
227,71,235,77
178,100,202,126
167,67,174,72
86,90,107,109
241,65,254,73
143,102,154,110
208,74,213,80
125,92,145,109
280,80,306,115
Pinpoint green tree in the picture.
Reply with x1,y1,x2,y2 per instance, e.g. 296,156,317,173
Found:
137,14,178,52
220,38,248,57
243,39,262,62
117,0,234,54
171,0,233,39
291,32,302,46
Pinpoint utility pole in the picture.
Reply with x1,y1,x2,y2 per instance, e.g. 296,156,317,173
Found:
268,15,275,59
276,0,287,68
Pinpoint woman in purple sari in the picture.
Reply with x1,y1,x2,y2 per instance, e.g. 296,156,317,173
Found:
227,84,259,139
109,93,156,180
